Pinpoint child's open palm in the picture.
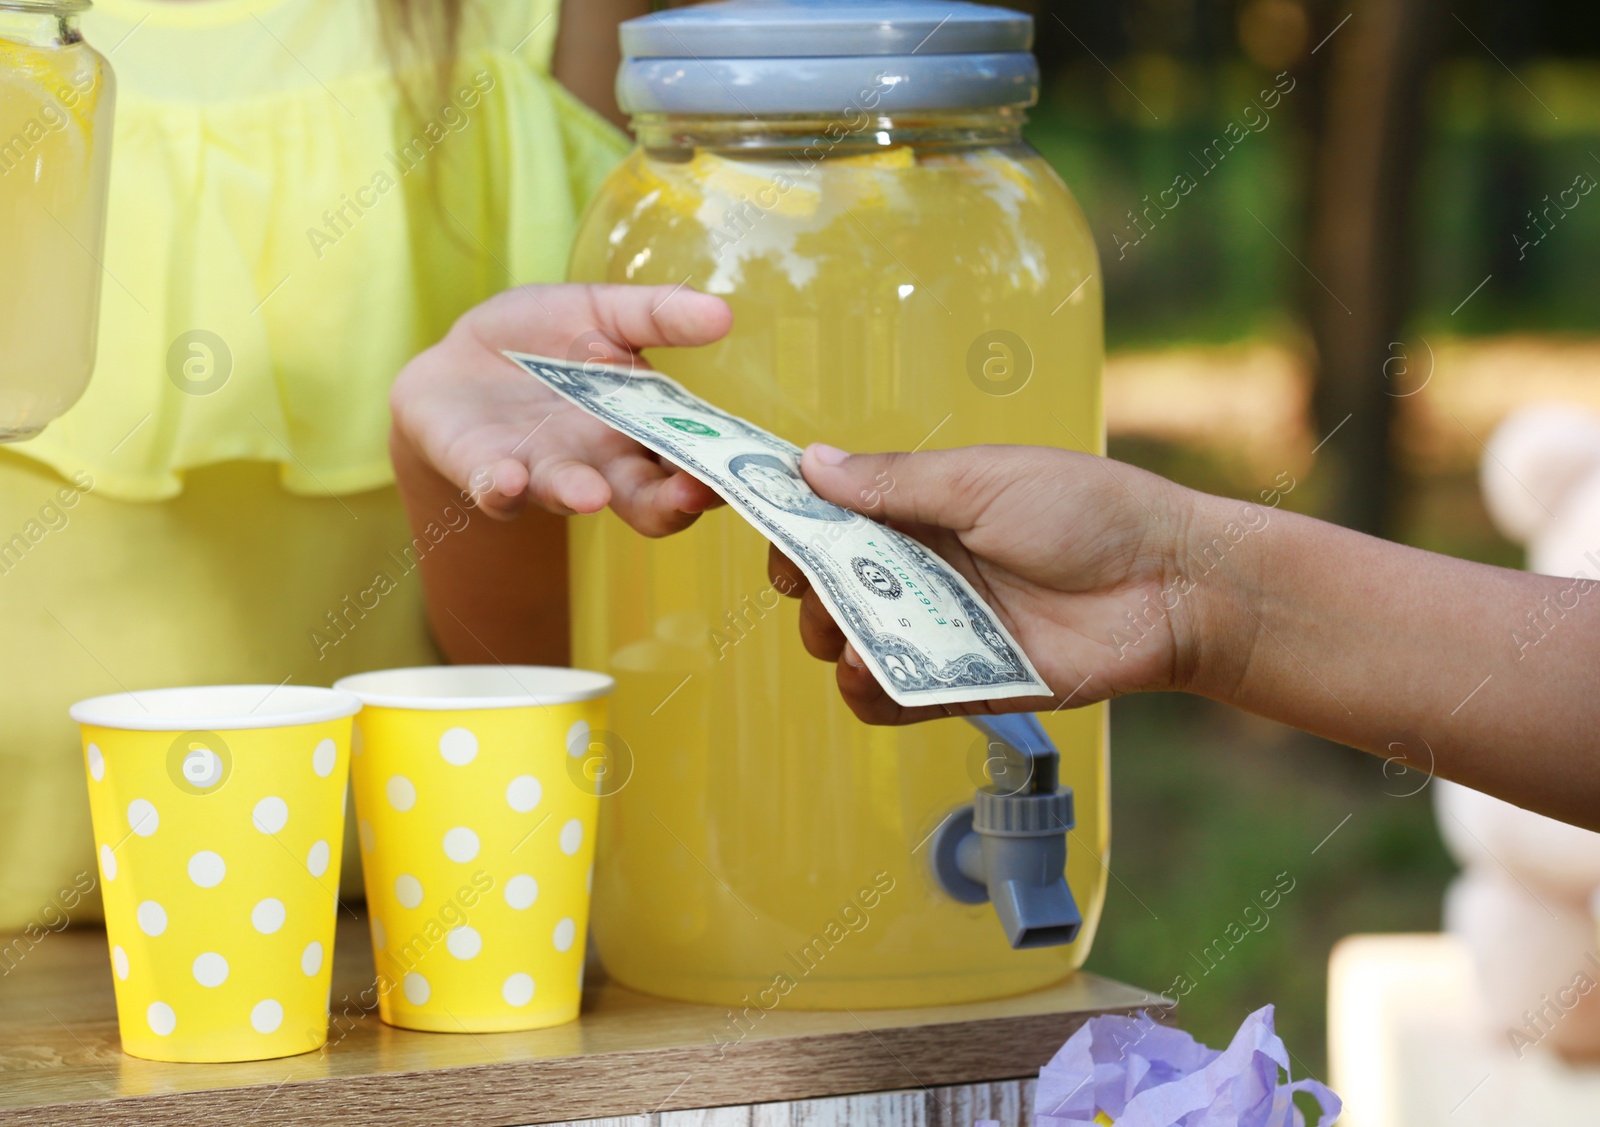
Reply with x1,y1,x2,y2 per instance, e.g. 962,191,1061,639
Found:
391,283,733,536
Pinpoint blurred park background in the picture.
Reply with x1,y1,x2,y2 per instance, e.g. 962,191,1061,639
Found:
999,0,1600,1078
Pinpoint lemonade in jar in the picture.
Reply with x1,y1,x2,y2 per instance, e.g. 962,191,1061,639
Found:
0,0,113,440
569,0,1108,1008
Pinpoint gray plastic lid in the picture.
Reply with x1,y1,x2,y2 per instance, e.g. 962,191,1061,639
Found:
617,0,1038,117
620,0,1032,58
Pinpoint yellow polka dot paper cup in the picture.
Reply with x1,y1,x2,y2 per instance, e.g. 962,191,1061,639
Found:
334,666,610,1033
71,685,360,1063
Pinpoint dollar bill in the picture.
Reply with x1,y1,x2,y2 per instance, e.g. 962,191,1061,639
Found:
503,352,1052,708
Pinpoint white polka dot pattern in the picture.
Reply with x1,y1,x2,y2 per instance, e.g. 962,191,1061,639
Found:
311,738,337,778
446,926,482,960
192,952,229,988
442,827,479,863
252,796,289,835
386,775,416,812
343,710,599,1030
147,1001,176,1036
439,727,478,766
80,726,349,1060
502,973,535,1007
504,874,538,910
403,973,430,1005
305,840,331,878
136,901,167,937
187,851,226,888
127,798,159,838
250,999,284,1034
395,874,423,910
252,898,286,935
506,775,542,813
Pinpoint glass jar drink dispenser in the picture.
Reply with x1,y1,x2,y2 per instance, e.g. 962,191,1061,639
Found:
0,0,113,441
569,0,1108,1008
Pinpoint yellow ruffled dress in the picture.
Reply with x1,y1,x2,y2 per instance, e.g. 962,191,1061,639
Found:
0,0,627,931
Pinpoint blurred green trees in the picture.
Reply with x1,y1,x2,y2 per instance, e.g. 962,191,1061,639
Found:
1014,0,1598,1075
1023,3,1600,345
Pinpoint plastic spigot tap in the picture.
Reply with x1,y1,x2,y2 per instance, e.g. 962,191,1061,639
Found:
964,712,1059,794
929,714,1083,949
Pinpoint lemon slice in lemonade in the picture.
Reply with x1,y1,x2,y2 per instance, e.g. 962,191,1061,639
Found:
0,34,101,129
0,35,102,200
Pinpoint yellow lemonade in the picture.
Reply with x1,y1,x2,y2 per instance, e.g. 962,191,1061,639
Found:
570,121,1108,1008
0,22,113,440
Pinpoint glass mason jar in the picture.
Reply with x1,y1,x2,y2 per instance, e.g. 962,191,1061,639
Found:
569,0,1108,1009
0,0,114,440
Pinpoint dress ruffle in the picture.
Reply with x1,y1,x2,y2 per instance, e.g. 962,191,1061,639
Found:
17,3,628,501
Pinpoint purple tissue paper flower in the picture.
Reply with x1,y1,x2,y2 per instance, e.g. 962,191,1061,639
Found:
1013,1005,1340,1127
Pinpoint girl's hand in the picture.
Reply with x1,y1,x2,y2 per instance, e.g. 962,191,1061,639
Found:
391,283,733,536
769,443,1257,724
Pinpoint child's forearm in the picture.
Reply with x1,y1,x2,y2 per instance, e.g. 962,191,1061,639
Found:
389,426,572,667
551,0,652,129
1187,497,1600,825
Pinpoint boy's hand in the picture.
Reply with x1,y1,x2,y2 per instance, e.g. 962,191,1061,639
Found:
770,444,1256,724
391,283,733,536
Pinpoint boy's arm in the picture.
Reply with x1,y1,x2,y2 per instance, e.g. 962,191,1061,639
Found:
1190,501,1600,821
782,445,1600,829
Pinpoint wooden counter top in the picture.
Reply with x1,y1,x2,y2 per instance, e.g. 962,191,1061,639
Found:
0,917,1163,1126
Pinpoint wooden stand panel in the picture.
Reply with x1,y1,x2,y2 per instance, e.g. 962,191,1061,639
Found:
0,917,1162,1126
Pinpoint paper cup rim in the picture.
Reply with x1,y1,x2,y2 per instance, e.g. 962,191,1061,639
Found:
69,684,362,731
334,665,615,710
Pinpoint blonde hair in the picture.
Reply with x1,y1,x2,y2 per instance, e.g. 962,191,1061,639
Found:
378,0,466,112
